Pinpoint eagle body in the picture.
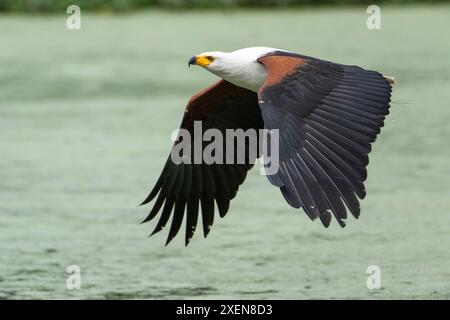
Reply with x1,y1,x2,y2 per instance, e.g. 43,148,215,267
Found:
142,47,395,245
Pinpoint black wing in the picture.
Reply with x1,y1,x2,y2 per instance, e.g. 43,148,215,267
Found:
257,52,392,227
141,80,264,245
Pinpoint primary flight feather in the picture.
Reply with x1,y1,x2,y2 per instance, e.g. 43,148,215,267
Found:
141,47,394,245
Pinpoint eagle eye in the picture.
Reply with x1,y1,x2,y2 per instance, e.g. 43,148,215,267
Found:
206,56,214,61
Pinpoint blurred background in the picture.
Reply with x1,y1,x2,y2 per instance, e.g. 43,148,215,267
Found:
1,0,449,299
1,0,448,11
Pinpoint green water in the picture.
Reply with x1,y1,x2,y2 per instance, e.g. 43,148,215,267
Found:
1,6,450,299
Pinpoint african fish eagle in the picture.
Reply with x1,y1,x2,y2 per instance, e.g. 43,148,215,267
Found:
141,47,395,245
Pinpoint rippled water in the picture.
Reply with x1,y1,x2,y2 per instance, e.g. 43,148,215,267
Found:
1,7,450,299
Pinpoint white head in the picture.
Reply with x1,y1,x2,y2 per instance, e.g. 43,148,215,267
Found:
188,47,281,92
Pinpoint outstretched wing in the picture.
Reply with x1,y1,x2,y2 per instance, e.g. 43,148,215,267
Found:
141,80,264,245
257,51,392,227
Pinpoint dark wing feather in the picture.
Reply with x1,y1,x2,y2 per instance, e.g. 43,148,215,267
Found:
141,80,263,245
257,52,392,227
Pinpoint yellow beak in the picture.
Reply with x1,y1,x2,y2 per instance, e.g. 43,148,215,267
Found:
188,55,213,67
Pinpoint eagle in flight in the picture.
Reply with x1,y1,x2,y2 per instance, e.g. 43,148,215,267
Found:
141,47,395,245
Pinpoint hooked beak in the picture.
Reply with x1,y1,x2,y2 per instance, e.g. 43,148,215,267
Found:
188,56,197,67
